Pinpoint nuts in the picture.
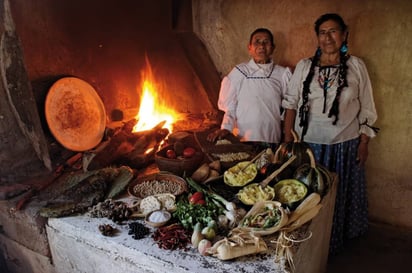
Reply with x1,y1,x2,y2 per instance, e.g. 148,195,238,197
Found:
98,224,117,236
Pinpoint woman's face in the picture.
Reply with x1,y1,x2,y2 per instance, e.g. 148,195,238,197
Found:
317,19,347,55
248,32,274,64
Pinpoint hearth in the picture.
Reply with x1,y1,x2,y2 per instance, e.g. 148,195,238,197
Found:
1,0,222,182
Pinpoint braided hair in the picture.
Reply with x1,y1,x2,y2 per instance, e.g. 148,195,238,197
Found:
298,13,349,139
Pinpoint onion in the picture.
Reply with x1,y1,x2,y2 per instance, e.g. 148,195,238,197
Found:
198,239,212,255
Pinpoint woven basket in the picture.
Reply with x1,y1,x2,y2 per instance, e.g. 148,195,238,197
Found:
155,144,204,176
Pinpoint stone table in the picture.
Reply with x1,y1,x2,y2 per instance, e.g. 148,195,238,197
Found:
46,175,337,273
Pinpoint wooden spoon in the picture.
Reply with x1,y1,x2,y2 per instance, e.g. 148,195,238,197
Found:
237,149,267,173
259,155,297,188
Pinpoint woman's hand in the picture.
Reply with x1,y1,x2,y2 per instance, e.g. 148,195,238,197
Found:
206,129,230,143
357,135,369,166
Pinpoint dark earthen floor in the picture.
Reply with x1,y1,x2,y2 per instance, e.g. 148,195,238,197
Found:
326,222,412,273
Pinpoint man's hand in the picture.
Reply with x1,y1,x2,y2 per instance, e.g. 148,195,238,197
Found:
206,129,230,142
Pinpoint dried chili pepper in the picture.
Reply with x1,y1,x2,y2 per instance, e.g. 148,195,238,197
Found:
152,223,190,250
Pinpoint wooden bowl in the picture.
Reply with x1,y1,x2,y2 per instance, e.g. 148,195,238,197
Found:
155,144,204,176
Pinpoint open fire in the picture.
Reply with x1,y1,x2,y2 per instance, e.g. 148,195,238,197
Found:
133,57,182,134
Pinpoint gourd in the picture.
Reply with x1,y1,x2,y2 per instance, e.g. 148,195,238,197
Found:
293,149,329,196
191,222,204,248
274,129,313,172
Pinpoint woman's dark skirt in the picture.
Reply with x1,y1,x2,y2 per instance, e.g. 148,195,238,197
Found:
308,138,369,256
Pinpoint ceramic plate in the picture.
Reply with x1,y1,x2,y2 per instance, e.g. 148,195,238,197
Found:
45,77,106,151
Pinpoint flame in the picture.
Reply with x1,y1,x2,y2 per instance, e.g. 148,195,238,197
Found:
133,57,179,132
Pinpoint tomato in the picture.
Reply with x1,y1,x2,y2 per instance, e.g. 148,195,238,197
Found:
183,147,196,158
166,149,177,159
189,191,204,204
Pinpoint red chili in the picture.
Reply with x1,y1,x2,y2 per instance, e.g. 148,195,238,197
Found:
152,224,190,250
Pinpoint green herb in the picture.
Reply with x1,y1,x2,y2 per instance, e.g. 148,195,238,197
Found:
173,196,223,230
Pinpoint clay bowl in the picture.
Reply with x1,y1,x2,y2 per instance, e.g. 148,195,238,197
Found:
155,144,204,176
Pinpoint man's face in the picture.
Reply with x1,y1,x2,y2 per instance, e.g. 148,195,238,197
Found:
248,32,274,64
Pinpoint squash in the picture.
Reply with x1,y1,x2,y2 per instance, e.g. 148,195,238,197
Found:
293,149,327,196
272,179,308,209
236,183,275,205
274,129,312,172
223,161,258,187
315,163,332,196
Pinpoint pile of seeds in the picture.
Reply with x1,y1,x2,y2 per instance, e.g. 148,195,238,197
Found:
133,179,186,198
211,152,250,162
128,221,150,240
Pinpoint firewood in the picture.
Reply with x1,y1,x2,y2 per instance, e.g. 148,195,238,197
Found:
86,120,168,170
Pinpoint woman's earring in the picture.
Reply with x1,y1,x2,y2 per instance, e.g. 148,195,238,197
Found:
340,42,348,54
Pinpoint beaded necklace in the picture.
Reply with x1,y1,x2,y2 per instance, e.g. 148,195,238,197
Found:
318,65,339,113
299,51,349,140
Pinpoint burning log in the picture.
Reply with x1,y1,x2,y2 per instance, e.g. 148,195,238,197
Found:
85,119,169,170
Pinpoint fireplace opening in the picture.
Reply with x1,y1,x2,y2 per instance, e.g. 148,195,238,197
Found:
1,0,223,181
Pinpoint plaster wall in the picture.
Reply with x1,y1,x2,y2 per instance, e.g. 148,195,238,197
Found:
193,0,412,228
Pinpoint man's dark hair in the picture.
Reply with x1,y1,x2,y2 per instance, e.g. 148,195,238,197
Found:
249,28,274,46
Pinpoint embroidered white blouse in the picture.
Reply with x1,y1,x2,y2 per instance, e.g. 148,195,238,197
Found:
282,56,378,144
218,59,292,143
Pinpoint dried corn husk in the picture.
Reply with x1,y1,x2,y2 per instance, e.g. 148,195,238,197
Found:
208,228,267,260
286,192,321,224
283,204,322,232
273,229,313,272
271,192,322,272
106,166,134,199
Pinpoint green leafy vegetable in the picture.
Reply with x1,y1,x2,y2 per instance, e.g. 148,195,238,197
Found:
173,196,223,230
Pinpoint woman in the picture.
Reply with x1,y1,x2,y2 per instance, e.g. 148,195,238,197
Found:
207,28,291,150
282,13,379,255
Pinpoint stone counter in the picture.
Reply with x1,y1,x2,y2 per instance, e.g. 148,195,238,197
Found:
46,175,337,273
0,196,54,273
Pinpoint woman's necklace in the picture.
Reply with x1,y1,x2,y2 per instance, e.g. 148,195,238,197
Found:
318,65,339,113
